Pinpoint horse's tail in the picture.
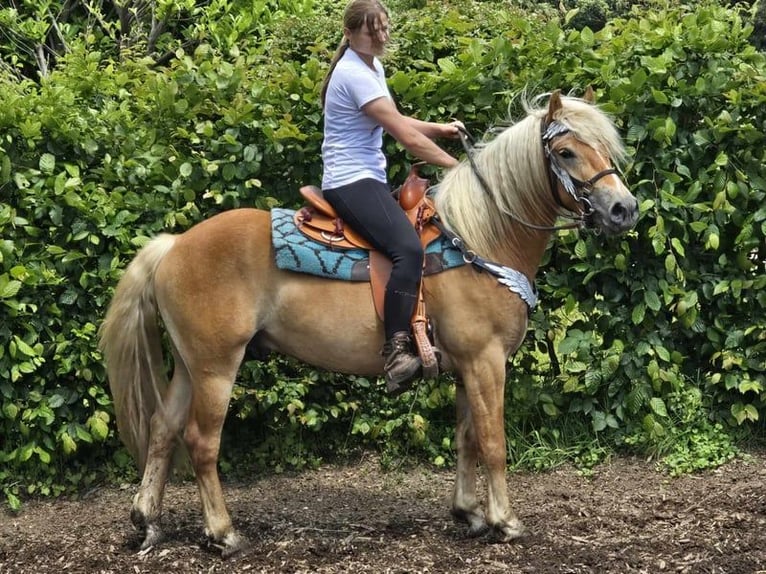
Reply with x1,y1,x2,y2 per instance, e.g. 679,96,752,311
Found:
99,234,177,474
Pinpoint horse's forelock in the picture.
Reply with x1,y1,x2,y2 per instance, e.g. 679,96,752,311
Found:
529,95,626,166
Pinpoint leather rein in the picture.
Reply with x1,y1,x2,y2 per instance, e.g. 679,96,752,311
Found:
457,122,619,232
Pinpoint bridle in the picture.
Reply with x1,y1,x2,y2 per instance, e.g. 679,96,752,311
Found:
457,121,619,232
428,120,620,298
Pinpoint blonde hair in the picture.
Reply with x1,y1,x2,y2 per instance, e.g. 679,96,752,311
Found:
320,0,390,107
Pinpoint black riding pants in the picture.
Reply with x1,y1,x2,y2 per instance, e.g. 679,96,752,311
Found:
323,178,424,340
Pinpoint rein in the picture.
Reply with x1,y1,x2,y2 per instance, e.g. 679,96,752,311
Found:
426,120,621,309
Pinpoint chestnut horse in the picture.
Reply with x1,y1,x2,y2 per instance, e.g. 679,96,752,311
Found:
99,91,638,556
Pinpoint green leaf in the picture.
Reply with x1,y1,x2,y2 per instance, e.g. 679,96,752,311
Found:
437,58,457,74
48,394,65,409
632,303,646,325
19,442,35,462
644,291,661,312
558,336,580,355
664,116,676,139
591,411,607,432
61,433,77,455
13,336,38,358
542,402,560,416
87,415,109,441
39,153,56,174
35,446,51,464
649,397,668,418
574,240,587,259
738,380,762,394
2,403,19,420
74,425,93,443
670,238,685,257
651,88,669,104
0,279,21,299
731,402,759,424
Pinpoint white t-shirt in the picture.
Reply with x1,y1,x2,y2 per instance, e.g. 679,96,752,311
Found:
321,48,391,189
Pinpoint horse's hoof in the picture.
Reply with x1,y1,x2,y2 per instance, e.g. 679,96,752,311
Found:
492,518,527,542
452,507,489,538
140,523,165,550
130,506,145,530
467,522,491,538
213,531,249,559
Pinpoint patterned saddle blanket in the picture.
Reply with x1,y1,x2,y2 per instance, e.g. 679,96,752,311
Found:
271,208,466,281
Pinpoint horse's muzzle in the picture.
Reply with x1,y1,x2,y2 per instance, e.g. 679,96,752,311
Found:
585,194,639,234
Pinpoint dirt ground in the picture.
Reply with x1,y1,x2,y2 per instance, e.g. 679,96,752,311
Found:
1,451,766,574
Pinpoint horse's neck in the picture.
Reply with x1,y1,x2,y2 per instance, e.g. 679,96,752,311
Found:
437,143,558,281
489,228,553,283
476,182,556,281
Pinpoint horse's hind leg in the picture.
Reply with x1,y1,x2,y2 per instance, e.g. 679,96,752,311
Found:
131,359,192,549
183,354,247,557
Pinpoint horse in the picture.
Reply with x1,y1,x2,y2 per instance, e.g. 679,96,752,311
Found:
99,89,639,556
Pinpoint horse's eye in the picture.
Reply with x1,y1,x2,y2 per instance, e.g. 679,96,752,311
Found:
558,148,575,159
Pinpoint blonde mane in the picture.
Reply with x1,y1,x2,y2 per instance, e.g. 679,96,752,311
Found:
434,95,626,259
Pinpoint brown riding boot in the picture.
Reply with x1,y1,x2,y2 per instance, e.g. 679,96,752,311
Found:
382,331,422,395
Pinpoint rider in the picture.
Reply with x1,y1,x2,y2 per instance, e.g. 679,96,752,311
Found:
319,0,463,394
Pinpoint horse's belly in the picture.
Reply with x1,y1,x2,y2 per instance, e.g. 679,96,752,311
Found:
259,276,386,375
258,327,385,375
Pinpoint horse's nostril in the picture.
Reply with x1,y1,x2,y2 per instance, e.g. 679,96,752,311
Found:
611,198,639,226
611,203,627,224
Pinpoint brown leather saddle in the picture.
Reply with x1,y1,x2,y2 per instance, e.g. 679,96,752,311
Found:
295,164,441,378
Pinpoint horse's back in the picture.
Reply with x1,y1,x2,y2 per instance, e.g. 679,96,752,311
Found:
176,207,271,248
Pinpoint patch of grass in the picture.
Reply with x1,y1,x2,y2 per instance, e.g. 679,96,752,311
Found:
507,417,612,476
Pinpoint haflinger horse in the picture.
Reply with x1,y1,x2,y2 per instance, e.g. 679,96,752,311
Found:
99,89,638,556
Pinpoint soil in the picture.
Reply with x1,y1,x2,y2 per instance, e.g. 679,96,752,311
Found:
2,452,766,574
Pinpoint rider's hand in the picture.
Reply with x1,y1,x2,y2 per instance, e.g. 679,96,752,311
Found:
442,120,465,139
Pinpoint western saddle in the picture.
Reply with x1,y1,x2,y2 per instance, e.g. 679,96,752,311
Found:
295,164,442,379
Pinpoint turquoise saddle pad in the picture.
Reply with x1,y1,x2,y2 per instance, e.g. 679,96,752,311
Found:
271,208,466,281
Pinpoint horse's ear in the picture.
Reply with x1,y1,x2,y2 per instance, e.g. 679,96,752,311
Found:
583,85,596,104
545,90,562,124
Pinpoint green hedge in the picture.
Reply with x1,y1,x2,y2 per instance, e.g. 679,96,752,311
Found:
1,0,764,508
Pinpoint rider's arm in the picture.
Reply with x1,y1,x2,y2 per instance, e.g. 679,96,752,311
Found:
402,116,463,140
362,96,459,168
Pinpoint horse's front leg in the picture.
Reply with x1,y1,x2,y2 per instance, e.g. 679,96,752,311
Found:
456,349,526,541
451,382,488,536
